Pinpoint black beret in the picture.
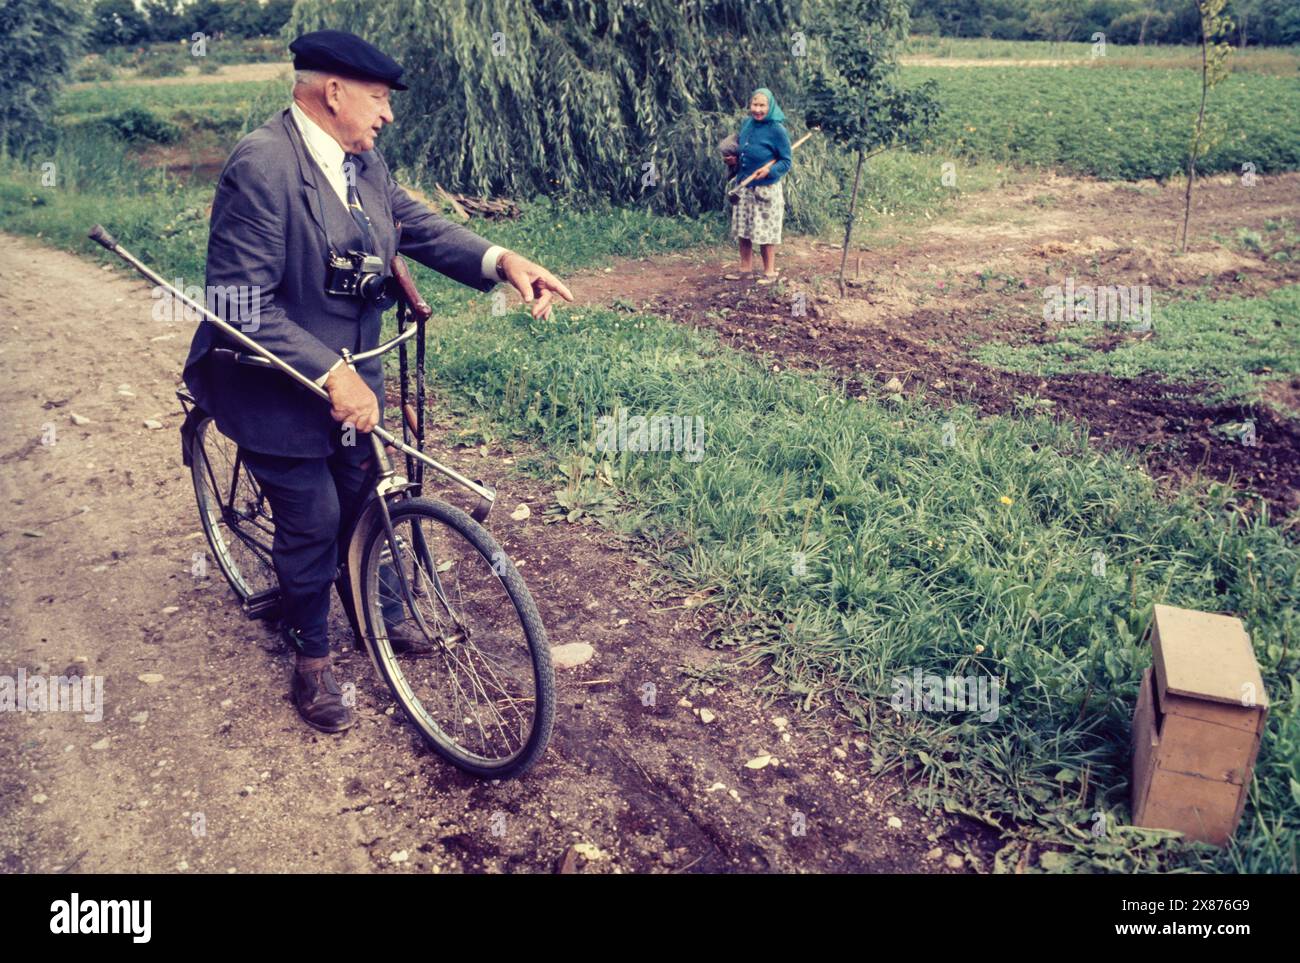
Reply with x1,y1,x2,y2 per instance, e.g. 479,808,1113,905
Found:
289,30,408,91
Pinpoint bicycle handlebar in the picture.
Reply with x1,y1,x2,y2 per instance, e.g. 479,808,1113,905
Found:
212,316,419,369
351,319,420,362
389,253,432,321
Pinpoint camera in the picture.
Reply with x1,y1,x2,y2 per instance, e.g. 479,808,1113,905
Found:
325,250,388,301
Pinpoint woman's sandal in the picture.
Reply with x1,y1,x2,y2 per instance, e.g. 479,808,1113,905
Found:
756,271,781,285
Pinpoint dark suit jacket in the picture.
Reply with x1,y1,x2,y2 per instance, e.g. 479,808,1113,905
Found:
182,107,497,457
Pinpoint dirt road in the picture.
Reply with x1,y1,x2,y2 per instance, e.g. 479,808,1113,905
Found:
0,232,983,873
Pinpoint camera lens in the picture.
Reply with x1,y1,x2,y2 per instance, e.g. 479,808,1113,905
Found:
357,272,386,300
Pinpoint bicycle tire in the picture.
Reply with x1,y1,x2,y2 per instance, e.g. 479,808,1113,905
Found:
358,496,554,779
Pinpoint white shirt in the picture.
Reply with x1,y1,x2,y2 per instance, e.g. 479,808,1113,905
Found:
289,101,508,385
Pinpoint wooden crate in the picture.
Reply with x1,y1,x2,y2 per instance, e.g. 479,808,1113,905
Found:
1131,604,1268,846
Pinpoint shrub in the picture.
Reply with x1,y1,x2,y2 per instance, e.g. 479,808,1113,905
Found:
73,57,117,82
136,55,187,78
0,0,88,158
103,106,181,143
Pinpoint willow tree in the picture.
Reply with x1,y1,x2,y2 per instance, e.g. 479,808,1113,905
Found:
803,0,937,296
0,0,86,159
287,0,818,217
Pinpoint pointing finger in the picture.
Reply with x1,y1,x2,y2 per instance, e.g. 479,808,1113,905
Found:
543,271,575,302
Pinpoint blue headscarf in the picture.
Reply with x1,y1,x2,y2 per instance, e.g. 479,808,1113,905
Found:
749,87,786,124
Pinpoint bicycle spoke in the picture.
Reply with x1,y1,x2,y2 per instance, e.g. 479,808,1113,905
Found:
193,419,278,601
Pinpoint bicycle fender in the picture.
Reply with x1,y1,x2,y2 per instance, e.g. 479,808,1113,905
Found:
343,494,388,682
178,396,209,469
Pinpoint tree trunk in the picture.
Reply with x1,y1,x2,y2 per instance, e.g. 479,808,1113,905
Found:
838,149,864,298
1138,8,1151,46
1180,12,1211,253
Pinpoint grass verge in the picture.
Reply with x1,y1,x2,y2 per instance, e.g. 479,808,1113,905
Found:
417,296,1298,873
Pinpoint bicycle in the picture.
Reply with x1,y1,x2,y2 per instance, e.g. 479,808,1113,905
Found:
89,224,555,780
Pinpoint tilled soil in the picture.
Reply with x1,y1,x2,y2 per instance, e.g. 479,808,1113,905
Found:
571,171,1300,524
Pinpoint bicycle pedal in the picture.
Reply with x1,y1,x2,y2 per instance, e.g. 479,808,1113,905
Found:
242,589,282,621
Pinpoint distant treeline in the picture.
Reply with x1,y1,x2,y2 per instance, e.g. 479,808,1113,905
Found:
88,0,294,49
909,0,1300,46
85,0,1300,51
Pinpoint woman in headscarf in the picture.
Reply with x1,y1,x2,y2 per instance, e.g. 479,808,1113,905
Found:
725,87,793,283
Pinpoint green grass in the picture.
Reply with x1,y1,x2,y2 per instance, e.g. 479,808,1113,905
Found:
0,127,218,283
903,36,1300,76
50,72,1014,238
55,79,279,127
0,140,213,281
903,66,1300,179
798,147,1020,243
429,195,728,275
0,146,729,285
977,285,1300,415
53,46,1300,214
417,297,1298,873
0,110,1004,275
67,59,1281,245
1215,216,1300,264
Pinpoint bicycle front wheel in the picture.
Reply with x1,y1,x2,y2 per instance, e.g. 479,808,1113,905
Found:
359,497,554,779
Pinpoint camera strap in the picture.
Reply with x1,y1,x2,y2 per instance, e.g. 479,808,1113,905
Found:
285,107,345,261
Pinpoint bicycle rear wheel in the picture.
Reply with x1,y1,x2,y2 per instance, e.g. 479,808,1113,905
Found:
190,415,280,618
359,497,554,779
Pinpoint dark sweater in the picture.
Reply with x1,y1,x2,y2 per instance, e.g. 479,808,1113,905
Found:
736,117,793,186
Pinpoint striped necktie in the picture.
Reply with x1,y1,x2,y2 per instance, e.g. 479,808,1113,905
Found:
343,153,375,250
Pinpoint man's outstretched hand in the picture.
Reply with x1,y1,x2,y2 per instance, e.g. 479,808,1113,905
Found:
325,364,380,433
496,251,575,320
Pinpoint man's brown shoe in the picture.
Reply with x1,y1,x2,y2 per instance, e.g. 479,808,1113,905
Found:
292,655,355,733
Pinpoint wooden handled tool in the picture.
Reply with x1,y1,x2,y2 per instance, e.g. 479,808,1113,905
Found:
728,130,815,204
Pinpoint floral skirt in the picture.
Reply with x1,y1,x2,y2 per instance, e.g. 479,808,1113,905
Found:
730,179,784,245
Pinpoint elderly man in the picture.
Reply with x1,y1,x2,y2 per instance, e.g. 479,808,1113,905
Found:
182,30,572,734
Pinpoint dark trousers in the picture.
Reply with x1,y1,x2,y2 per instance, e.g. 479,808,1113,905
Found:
240,436,399,657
